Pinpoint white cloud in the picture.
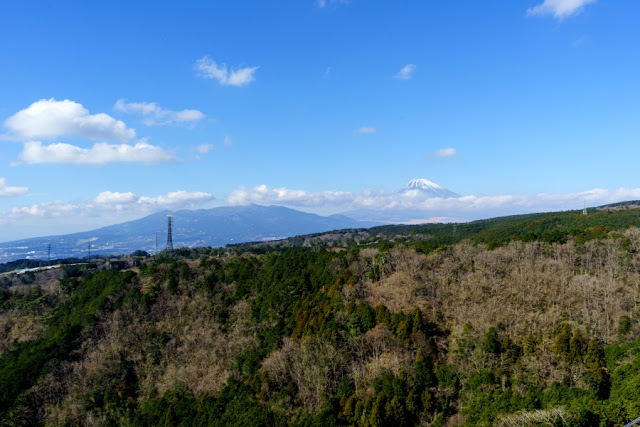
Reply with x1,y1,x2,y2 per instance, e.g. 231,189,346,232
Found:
114,100,205,126
357,126,377,134
228,185,353,207
223,135,234,147
429,148,458,158
195,56,258,87
226,184,640,222
395,64,416,80
11,200,77,218
196,143,213,154
175,110,205,122
18,141,175,165
139,190,213,207
93,191,139,205
7,190,213,221
5,98,135,141
527,0,596,19
0,178,28,197
91,190,213,212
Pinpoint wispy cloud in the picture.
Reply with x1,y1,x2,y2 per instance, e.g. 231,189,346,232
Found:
5,98,135,141
196,143,213,154
0,178,28,197
428,148,458,158
195,56,258,87
114,100,205,126
6,190,213,220
357,126,377,134
527,0,596,19
16,140,176,165
395,64,416,80
194,136,232,157
315,0,349,8
572,35,589,47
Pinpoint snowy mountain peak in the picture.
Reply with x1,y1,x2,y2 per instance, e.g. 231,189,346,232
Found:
396,178,460,198
403,179,444,191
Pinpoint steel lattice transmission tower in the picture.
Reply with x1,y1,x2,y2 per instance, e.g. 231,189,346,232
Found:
166,214,174,252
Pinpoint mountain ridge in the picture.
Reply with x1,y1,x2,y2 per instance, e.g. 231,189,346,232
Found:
0,204,376,262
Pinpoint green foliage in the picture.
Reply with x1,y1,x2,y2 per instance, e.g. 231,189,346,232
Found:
568,330,586,364
482,327,502,355
553,324,572,360
166,261,180,294
413,349,435,394
366,206,640,250
0,270,135,418
136,379,274,426
0,257,83,275
584,339,610,399
618,315,632,336
523,332,539,356
345,300,376,337
6,226,640,425
375,304,391,326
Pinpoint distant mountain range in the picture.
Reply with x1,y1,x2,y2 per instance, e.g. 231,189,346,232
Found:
0,178,463,263
0,204,375,262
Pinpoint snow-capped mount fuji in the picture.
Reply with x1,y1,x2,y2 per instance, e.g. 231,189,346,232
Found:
396,179,460,198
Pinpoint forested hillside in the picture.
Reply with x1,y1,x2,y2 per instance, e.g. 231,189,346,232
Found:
244,206,640,252
2,210,640,425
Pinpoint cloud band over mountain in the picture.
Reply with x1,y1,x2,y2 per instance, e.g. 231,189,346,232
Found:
227,184,640,222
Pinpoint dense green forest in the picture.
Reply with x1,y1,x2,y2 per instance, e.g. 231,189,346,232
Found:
2,208,640,425
241,205,640,252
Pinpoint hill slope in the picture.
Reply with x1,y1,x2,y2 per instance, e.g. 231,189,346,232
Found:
2,219,640,425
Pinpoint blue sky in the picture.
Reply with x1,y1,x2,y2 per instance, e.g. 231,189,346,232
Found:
0,0,639,240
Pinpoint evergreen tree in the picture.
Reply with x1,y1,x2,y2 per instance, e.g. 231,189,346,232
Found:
413,349,435,393
385,396,406,426
553,324,572,358
568,329,586,364
482,327,502,355
523,332,539,355
584,339,610,399
410,307,423,334
375,304,391,326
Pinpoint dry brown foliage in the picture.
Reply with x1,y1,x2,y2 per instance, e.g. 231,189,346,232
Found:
42,270,258,425
368,236,640,353
0,313,44,357
262,337,345,413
